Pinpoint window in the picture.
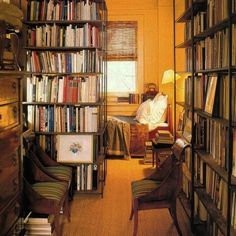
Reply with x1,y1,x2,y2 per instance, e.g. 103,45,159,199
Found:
107,21,137,95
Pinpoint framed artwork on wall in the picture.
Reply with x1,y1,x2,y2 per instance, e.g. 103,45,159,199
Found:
57,134,94,163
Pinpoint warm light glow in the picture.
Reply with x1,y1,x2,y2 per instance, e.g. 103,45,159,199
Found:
162,69,181,84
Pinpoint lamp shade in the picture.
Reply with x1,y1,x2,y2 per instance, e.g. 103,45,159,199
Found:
162,69,181,84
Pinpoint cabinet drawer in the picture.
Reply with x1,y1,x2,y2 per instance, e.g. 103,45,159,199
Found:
0,77,19,104
0,126,21,156
0,197,20,236
0,151,20,212
0,102,19,130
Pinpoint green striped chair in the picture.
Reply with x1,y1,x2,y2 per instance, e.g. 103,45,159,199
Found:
24,155,70,236
129,138,190,236
22,130,73,199
29,148,73,197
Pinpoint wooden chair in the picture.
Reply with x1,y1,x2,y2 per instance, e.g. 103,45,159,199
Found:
129,138,190,236
23,155,70,236
23,130,73,199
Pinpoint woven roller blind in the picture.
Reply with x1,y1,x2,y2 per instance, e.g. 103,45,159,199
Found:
107,21,137,61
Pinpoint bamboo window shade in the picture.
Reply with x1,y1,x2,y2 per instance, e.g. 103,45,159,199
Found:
107,21,137,61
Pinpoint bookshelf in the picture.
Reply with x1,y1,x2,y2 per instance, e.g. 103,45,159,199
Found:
174,0,236,235
23,0,107,197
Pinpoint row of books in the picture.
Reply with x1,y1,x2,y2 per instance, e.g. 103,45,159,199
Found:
195,28,229,70
26,75,100,103
27,0,102,21
193,11,206,36
27,105,99,132
185,48,192,72
26,50,102,73
184,21,191,41
193,145,236,230
128,93,139,104
27,23,101,48
184,75,206,109
185,74,236,120
207,0,228,28
232,24,236,66
153,130,174,144
77,164,98,190
205,165,228,220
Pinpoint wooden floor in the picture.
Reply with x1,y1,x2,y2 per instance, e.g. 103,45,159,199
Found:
61,158,193,236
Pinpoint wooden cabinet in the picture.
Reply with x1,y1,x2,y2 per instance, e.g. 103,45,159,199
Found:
0,75,22,234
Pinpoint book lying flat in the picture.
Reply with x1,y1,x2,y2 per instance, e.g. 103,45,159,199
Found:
154,130,174,144
157,130,172,137
26,213,54,225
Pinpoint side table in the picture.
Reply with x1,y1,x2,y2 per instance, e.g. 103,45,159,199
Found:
152,139,173,167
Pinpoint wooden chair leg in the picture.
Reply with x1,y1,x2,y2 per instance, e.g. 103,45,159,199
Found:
133,209,138,236
129,202,134,220
170,202,182,236
54,212,61,236
65,194,71,222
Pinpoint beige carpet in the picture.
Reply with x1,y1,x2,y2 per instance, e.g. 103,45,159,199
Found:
61,158,192,236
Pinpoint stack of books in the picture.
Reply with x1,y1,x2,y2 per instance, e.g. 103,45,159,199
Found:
143,141,153,164
153,130,174,144
24,212,55,236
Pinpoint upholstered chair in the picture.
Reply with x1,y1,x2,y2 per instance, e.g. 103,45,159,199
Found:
129,138,190,236
23,155,70,236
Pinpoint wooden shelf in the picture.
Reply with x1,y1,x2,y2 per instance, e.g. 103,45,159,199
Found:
196,150,236,186
195,188,236,236
175,0,206,23
195,110,236,127
33,129,105,136
23,20,104,27
24,46,103,51
22,101,104,106
175,39,192,48
194,18,229,40
24,72,103,76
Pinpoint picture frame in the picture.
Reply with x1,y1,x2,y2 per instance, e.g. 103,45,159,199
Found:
57,134,94,163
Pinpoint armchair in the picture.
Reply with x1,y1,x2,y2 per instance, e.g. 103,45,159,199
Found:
23,130,73,198
23,155,70,236
129,138,190,236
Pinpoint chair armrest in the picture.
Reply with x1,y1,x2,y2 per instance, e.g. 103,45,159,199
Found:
140,162,181,202
24,155,59,183
35,146,60,167
146,154,174,181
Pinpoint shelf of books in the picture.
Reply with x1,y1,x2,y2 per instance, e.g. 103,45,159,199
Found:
23,0,107,197
174,0,236,235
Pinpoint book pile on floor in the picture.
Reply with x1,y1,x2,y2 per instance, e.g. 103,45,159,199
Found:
143,141,153,164
24,212,55,236
153,130,174,144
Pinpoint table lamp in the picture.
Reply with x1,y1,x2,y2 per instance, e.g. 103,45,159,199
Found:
162,69,181,84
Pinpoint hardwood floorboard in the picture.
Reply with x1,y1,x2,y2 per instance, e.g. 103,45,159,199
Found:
61,158,194,236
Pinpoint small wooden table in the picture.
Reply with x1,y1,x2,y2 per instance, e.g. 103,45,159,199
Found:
152,139,173,167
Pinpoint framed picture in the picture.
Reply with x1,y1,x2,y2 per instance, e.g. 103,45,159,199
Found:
57,134,94,163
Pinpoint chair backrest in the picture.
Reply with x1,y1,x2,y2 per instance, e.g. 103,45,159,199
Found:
22,130,36,153
172,138,190,162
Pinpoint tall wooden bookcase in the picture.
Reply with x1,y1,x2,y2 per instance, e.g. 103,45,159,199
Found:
0,22,23,234
23,0,107,197
174,0,236,235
